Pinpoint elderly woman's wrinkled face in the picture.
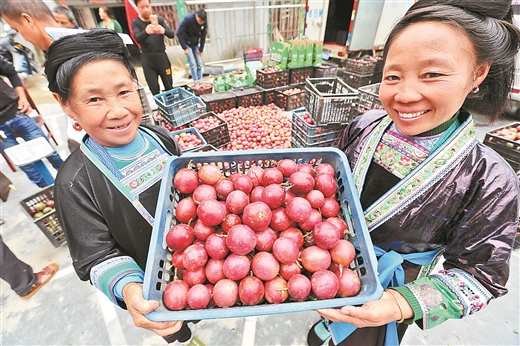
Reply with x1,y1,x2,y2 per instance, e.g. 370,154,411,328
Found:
379,21,489,136
59,59,142,148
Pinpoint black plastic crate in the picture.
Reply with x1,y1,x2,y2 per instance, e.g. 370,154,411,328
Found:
171,127,207,153
256,69,289,89
305,78,358,125
483,123,520,172
231,86,264,108
200,92,237,114
263,87,278,105
346,58,376,75
289,66,314,84
357,83,384,115
275,84,305,111
19,186,66,247
153,88,206,127
343,71,373,89
313,63,338,78
190,112,230,149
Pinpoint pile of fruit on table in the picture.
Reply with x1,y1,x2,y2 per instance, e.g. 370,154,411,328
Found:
219,104,292,150
163,159,361,311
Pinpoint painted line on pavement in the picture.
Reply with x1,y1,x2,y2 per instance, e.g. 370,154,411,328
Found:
241,316,257,346
96,290,129,345
53,265,75,280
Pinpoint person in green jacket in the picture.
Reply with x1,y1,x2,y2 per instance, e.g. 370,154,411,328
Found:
98,6,122,33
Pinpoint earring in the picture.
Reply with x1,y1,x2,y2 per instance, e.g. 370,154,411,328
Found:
72,122,83,131
472,85,480,93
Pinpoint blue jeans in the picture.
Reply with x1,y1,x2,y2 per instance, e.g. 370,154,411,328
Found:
0,114,64,188
186,45,203,81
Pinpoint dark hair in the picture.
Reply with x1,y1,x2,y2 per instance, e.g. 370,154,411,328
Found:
0,0,54,21
135,0,151,6
45,29,137,103
197,9,207,22
383,0,520,120
52,5,75,22
99,6,116,19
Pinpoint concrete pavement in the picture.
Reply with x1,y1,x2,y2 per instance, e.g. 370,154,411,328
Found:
0,73,518,346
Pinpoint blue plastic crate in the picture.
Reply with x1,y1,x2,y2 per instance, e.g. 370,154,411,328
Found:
143,148,383,321
154,88,206,127
170,127,207,153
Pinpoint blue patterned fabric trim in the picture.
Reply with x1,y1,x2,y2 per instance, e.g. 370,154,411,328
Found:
90,256,144,305
431,268,493,317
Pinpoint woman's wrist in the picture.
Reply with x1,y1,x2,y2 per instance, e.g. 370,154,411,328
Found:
385,288,414,323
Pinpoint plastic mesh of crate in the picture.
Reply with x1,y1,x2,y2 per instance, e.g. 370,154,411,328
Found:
19,186,66,247
200,92,237,114
343,71,373,90
256,69,289,89
483,123,520,172
357,83,384,115
346,58,376,75
291,125,341,147
171,127,207,153
289,66,314,84
190,112,230,149
291,108,345,137
313,63,338,78
153,88,206,127
192,144,218,152
275,84,305,111
305,78,359,125
290,133,337,148
243,48,263,63
142,148,383,321
231,86,264,108
263,87,278,105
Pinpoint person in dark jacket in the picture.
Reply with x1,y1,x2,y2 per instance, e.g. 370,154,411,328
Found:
177,10,207,81
45,29,203,346
132,0,175,95
0,57,64,187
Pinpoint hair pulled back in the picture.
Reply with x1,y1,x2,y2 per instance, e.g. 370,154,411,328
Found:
45,29,137,103
383,0,520,120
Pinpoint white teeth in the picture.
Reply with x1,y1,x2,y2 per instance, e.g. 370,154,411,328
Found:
398,111,427,119
112,123,129,130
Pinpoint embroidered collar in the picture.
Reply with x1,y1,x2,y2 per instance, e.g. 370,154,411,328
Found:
353,114,477,231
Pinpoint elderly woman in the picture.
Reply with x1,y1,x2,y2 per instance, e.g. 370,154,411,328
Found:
308,0,520,345
45,29,202,346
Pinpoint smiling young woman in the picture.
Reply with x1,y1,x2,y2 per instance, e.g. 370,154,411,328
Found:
307,1,520,346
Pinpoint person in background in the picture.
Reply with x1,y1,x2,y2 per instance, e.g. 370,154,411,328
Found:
98,6,122,33
52,5,80,29
0,56,64,188
45,29,203,346
0,234,58,299
0,0,57,51
176,9,207,81
307,1,520,345
0,0,88,154
132,0,175,95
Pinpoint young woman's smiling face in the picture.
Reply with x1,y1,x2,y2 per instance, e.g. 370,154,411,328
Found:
58,59,142,148
379,21,489,136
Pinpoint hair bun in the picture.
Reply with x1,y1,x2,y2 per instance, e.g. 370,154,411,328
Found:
45,29,127,93
411,0,513,21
